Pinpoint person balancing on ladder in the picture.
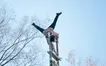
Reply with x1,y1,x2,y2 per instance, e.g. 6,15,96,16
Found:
32,12,62,66
32,12,62,54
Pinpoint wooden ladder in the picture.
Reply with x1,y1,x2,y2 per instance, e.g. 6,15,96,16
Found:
47,32,60,66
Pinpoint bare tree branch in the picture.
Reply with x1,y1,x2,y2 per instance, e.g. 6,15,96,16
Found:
1,35,36,66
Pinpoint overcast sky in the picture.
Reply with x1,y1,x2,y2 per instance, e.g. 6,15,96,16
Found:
2,0,106,66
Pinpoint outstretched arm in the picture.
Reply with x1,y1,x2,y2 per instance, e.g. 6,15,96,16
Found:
49,12,62,29
32,23,44,33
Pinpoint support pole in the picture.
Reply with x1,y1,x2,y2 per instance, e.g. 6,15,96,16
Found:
56,42,59,65
47,32,52,66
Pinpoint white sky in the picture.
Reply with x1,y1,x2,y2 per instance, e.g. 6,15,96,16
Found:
2,0,106,66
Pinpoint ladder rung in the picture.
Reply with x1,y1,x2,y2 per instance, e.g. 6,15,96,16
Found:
48,51,60,61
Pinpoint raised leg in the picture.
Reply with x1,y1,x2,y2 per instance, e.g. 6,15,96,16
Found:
48,12,62,29
32,23,44,33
